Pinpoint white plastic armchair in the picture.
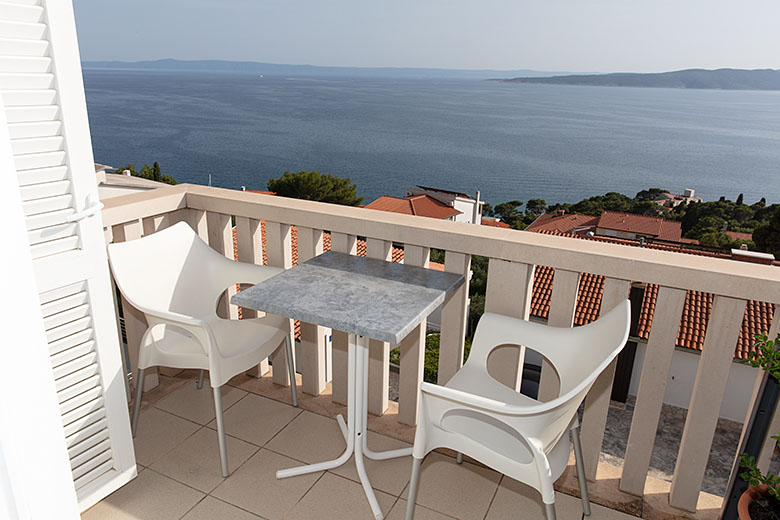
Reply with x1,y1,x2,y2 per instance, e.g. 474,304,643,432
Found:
405,300,630,520
107,222,298,477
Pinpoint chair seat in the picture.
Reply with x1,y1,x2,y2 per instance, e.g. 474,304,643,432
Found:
141,313,289,379
445,364,539,408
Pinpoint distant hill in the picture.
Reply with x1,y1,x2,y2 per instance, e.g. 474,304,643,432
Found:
501,68,780,91
83,58,571,80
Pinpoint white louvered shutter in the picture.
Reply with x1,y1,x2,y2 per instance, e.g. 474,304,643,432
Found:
0,0,136,512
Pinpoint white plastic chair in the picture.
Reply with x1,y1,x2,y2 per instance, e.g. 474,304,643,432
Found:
107,221,298,477
405,300,630,520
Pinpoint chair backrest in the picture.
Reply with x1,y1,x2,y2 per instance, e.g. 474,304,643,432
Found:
107,222,228,318
464,300,630,447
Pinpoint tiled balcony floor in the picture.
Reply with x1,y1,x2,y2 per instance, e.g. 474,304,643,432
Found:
82,376,637,520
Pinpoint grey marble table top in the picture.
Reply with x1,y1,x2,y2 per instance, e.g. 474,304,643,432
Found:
231,251,465,344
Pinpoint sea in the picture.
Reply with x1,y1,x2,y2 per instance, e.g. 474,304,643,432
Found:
82,68,780,206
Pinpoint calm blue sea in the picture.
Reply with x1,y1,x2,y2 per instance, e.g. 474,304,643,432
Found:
82,69,780,205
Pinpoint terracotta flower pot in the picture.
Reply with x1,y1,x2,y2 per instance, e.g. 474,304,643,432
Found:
739,485,771,520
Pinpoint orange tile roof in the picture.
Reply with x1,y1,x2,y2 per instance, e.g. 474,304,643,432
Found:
525,212,599,234
365,195,461,220
726,231,753,242
529,229,775,359
596,211,682,241
481,217,511,229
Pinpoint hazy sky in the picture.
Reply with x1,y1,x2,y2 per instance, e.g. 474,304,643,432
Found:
73,0,780,73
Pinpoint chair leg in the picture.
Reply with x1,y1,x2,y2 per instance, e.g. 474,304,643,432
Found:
571,425,592,516
213,386,230,477
197,369,205,389
545,502,557,520
284,334,299,407
131,368,145,438
404,456,424,520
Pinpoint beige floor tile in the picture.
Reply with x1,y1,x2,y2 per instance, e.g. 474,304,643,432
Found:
133,407,200,466
590,501,639,520
284,472,396,520
387,499,458,520
150,427,259,493
401,452,501,520
264,410,346,463
329,430,413,496
486,476,585,520
212,448,321,520
155,380,247,425
210,393,302,446
181,496,267,520
81,468,204,520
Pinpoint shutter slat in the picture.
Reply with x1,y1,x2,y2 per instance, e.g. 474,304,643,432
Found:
4,104,58,123
0,72,54,89
58,375,101,406
0,19,45,39
0,2,45,23
39,281,87,305
63,407,105,439
20,177,69,200
50,339,93,368
73,457,113,491
0,36,48,56
30,233,79,259
53,354,98,386
3,0,43,6
14,149,65,170
7,120,61,140
28,221,78,245
45,315,90,343
68,428,110,461
17,164,67,185
2,88,56,106
70,438,111,472
22,192,72,216
48,330,92,357
71,446,112,481
41,290,88,318
0,55,51,73
42,302,88,330
61,396,104,429
25,207,75,231
12,134,63,155
60,386,102,416
66,418,108,450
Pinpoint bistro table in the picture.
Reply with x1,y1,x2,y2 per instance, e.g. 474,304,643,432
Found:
232,250,465,519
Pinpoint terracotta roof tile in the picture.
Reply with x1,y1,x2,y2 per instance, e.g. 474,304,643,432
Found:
726,231,753,242
596,211,682,241
365,195,461,219
525,213,599,234
529,229,775,359
481,217,511,229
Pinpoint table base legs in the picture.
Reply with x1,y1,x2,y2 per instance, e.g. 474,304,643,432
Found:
276,334,412,520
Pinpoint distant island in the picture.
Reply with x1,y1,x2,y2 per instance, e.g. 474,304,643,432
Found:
500,68,780,91
83,58,572,80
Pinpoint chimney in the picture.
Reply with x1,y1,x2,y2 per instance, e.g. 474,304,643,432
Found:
683,188,695,198
241,186,246,191
122,169,131,176
557,209,565,217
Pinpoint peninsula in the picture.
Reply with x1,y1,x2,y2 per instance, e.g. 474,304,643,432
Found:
501,68,780,91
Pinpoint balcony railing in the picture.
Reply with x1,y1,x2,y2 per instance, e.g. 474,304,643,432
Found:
101,183,780,517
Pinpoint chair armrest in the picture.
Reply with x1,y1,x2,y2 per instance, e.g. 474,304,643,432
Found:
140,307,216,357
420,382,552,416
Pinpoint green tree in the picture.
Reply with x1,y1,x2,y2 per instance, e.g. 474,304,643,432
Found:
525,199,546,216
152,161,161,182
635,188,667,202
267,170,363,206
482,202,494,217
114,163,177,185
754,206,780,257
493,200,524,229
736,193,744,205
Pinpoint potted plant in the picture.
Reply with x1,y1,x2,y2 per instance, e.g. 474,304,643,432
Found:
738,333,780,520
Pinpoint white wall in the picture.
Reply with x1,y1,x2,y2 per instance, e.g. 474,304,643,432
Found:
452,198,476,224
628,341,757,423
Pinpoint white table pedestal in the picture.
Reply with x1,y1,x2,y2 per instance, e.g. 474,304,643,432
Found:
276,334,412,520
